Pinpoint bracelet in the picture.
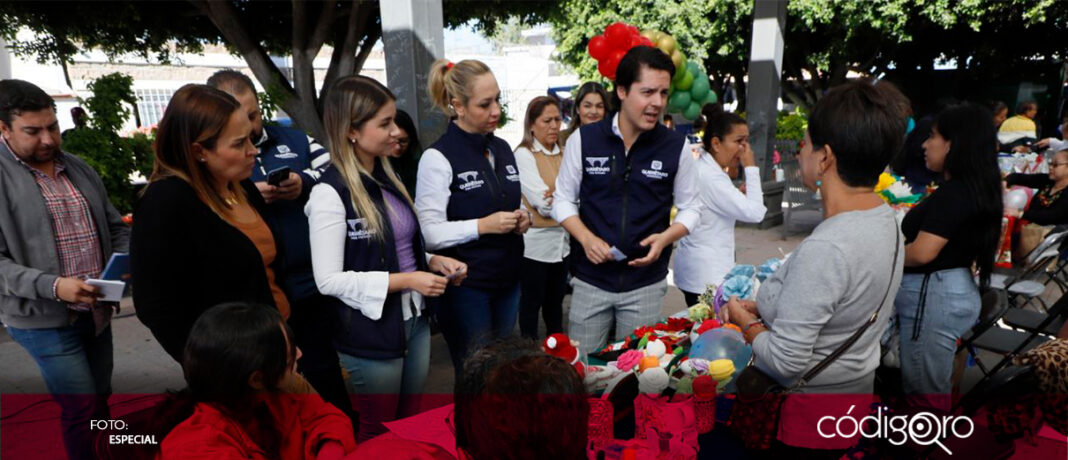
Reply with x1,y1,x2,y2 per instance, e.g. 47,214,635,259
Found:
52,278,61,302
742,318,764,335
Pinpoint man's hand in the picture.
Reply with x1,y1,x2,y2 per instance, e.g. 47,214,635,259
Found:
275,172,303,201
580,234,613,264
543,190,554,207
628,232,669,267
55,278,101,306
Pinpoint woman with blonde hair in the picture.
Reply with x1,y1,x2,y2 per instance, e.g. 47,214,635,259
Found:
131,84,288,362
416,59,531,373
305,75,467,441
514,95,568,338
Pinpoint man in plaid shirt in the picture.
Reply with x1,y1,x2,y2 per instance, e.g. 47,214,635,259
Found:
0,79,129,460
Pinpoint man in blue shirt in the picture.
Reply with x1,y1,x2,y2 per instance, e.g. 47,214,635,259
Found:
207,71,350,415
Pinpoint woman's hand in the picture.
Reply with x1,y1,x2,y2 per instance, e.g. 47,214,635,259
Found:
429,255,468,286
514,209,532,234
404,272,448,297
719,296,758,326
478,211,518,234
738,142,756,168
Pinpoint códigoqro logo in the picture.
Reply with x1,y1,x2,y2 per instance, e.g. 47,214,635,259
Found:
817,405,974,455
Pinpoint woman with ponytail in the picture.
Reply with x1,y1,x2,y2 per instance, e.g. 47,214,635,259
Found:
674,107,766,306
305,76,467,441
894,102,1003,411
416,59,531,373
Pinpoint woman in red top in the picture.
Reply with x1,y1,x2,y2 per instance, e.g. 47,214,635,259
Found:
158,302,356,460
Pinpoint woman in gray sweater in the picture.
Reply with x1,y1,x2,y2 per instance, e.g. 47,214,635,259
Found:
722,79,907,457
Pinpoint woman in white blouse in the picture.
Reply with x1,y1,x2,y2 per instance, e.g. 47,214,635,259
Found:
674,109,767,306
305,76,466,441
514,96,569,339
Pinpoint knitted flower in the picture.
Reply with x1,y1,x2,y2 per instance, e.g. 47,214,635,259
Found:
616,349,643,372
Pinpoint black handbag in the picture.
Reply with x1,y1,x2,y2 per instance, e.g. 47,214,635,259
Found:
727,230,900,450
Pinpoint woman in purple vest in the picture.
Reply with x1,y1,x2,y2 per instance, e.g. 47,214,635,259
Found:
305,75,467,441
416,59,532,373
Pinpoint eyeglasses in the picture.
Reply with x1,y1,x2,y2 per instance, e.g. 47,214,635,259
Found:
1049,162,1068,168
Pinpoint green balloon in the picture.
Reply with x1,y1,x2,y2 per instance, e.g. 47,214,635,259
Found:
677,70,694,91
703,90,718,105
690,76,710,101
683,101,701,121
672,65,687,85
687,61,702,77
668,91,691,112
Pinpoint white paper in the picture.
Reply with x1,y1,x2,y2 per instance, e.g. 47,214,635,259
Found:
86,279,125,302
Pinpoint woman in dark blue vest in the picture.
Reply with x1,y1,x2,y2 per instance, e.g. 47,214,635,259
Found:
416,59,531,372
305,75,467,442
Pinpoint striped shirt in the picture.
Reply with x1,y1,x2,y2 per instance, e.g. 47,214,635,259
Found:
4,142,103,312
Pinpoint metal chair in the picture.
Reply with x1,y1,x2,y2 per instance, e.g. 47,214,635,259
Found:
779,159,822,239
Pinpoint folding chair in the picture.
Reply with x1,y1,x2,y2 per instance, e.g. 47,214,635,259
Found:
987,245,1062,313
963,294,1065,383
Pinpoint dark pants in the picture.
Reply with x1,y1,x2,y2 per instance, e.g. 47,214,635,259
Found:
437,283,520,374
7,312,111,460
683,290,700,309
518,257,568,339
288,294,352,418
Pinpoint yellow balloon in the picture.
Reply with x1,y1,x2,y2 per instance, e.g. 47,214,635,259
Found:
656,34,677,54
671,50,685,73
640,29,659,42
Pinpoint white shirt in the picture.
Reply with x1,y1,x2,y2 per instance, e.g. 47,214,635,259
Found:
414,148,485,251
552,113,701,233
305,184,434,321
674,159,766,294
514,139,570,263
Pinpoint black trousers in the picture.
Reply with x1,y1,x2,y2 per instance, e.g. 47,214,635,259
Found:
518,257,568,339
683,290,701,309
288,293,352,418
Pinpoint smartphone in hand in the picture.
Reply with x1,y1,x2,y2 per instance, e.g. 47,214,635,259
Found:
267,166,292,187
445,267,467,281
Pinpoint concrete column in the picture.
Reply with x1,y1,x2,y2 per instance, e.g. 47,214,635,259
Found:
380,0,447,147
745,0,786,181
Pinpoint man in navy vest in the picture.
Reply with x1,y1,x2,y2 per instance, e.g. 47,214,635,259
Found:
553,47,701,356
206,70,351,416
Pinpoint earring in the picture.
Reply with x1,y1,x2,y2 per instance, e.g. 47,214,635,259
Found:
815,179,823,188
198,157,206,163
349,138,356,144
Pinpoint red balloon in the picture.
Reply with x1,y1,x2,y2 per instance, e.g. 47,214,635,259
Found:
588,35,610,60
598,59,614,79
610,48,626,64
627,25,640,36
604,22,631,46
640,37,655,47
629,35,644,49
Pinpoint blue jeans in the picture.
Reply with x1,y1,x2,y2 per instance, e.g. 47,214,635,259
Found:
7,312,113,460
338,314,430,443
893,269,979,411
437,283,520,373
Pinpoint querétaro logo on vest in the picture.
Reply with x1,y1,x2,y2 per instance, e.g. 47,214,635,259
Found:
274,144,298,159
504,164,520,182
456,171,484,191
346,218,375,240
642,159,669,180
585,157,610,175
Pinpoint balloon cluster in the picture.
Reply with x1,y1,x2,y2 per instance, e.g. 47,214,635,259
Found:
586,22,718,121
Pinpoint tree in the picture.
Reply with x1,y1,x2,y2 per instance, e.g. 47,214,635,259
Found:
549,0,754,109
549,0,1068,112
0,0,554,141
62,73,154,213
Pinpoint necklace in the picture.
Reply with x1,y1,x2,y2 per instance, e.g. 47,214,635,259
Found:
1036,186,1063,208
224,193,238,206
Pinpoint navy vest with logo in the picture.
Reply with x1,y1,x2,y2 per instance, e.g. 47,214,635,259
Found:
429,122,523,289
250,125,317,301
573,118,684,292
318,164,429,360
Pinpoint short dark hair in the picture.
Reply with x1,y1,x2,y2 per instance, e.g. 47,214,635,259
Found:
206,69,257,96
455,338,589,460
1016,101,1037,115
615,46,675,92
807,79,909,187
702,104,747,152
0,79,56,126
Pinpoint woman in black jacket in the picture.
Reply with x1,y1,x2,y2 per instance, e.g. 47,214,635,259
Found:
131,84,287,362
1006,149,1068,226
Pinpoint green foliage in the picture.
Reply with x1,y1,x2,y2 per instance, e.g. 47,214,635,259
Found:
61,73,153,213
775,108,807,142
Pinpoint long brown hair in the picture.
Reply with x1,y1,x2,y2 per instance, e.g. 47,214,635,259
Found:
148,84,246,218
322,76,411,241
518,96,562,152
